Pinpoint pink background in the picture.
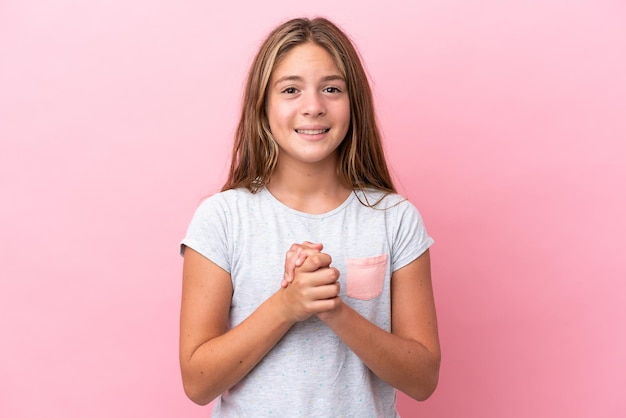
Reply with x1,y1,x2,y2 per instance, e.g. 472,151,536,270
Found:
1,0,625,417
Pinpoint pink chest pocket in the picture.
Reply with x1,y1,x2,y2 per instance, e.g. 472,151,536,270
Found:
346,254,388,300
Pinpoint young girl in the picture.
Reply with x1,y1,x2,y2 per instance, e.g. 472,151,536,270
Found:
179,17,440,417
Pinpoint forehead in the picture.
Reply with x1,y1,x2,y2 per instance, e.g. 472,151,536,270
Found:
271,42,342,79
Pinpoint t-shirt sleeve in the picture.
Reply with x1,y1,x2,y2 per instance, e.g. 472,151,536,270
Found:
179,195,231,274
390,199,434,272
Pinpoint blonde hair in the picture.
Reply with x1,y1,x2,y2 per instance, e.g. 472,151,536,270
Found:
222,17,396,200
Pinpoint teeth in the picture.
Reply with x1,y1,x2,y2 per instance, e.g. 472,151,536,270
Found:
296,129,328,135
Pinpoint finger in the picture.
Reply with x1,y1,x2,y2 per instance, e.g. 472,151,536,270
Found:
300,283,341,310
286,243,309,268
299,253,333,273
302,241,323,251
313,282,341,300
284,244,324,282
299,267,339,290
280,269,340,321
295,242,323,266
283,247,301,282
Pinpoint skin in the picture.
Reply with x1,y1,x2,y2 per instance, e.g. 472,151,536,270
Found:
267,42,351,173
179,42,441,406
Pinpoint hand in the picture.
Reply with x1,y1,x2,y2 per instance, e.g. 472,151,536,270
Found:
281,241,324,288
279,251,341,323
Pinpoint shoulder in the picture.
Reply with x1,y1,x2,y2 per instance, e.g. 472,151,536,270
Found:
205,187,254,202
355,188,415,212
355,189,431,233
196,188,256,210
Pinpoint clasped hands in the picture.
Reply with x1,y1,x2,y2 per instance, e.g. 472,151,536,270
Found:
279,241,342,323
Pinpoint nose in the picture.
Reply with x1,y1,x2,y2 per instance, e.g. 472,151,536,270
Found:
301,91,326,116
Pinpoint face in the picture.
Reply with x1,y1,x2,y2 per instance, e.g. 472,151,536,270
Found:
266,42,350,170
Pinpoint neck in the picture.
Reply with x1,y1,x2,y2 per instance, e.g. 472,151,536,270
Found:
267,157,351,214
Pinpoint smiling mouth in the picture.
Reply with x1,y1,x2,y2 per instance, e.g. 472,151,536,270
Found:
295,128,330,135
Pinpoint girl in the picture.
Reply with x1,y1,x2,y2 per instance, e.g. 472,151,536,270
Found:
179,17,440,417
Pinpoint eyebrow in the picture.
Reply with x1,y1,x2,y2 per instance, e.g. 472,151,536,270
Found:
273,75,345,86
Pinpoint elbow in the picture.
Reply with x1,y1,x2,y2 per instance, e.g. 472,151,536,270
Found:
412,374,439,402
407,354,441,402
181,370,220,406
182,380,215,406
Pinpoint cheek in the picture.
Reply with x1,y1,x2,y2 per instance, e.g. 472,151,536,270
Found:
267,104,290,130
339,98,350,122
266,111,279,134
265,97,280,127
339,102,351,130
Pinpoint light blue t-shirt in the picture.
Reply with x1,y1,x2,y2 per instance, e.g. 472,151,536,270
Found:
181,187,434,417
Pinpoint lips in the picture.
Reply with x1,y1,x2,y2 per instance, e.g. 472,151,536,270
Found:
295,128,330,135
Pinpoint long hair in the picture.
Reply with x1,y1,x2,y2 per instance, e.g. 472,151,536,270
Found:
221,17,396,201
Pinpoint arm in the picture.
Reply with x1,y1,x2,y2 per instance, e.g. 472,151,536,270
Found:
179,248,292,405
179,247,340,405
317,250,440,401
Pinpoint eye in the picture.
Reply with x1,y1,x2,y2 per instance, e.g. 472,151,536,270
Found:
323,86,342,93
281,87,298,94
